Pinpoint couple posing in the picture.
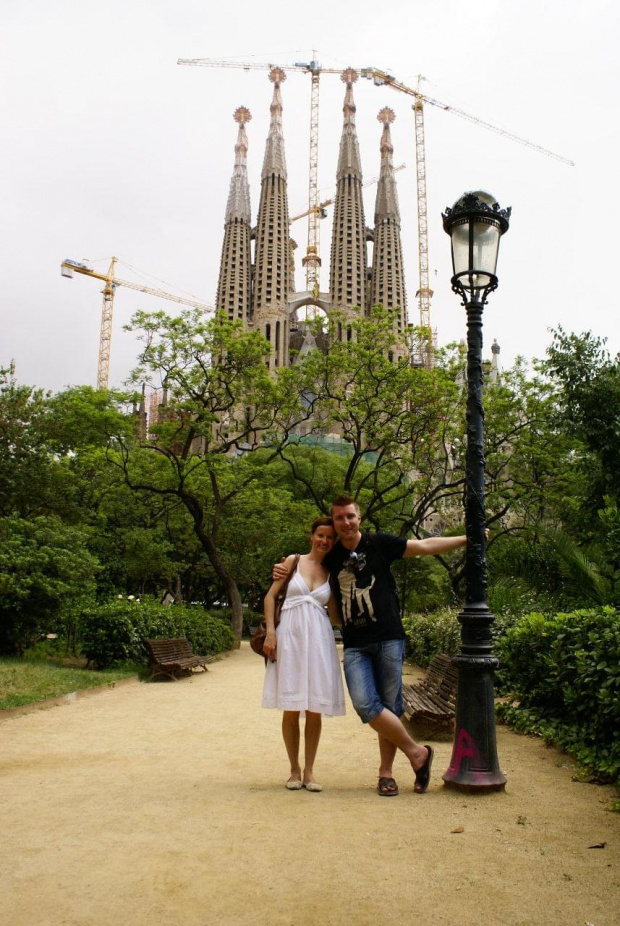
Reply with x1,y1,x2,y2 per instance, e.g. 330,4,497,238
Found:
261,495,470,796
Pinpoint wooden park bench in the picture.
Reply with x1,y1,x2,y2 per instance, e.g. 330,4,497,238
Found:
144,637,210,681
402,653,458,735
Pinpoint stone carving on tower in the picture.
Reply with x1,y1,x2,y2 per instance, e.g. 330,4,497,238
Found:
372,107,408,359
216,107,252,327
252,68,292,370
329,69,368,334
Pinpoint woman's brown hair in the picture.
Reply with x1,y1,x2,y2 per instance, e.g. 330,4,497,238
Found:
310,516,335,534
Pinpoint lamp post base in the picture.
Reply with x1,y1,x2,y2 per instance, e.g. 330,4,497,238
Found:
442,642,506,792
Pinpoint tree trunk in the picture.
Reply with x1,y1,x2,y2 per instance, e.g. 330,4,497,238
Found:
186,504,243,646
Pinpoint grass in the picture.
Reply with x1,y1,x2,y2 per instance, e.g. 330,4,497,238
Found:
0,657,142,711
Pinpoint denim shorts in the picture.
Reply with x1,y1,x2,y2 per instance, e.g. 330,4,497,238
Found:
343,639,405,724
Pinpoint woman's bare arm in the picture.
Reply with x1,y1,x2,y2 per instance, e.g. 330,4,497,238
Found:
263,554,297,660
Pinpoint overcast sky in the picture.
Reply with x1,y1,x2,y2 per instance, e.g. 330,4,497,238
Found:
2,0,618,393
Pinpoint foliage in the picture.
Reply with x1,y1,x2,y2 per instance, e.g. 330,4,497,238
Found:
394,556,454,615
487,527,617,614
0,517,99,654
80,597,234,668
542,328,620,508
402,608,461,667
496,607,620,783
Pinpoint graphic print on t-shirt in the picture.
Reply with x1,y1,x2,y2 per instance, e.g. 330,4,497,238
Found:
338,551,376,624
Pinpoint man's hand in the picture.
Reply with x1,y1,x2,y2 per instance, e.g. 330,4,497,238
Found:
272,557,289,581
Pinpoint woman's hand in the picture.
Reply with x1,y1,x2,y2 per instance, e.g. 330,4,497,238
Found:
263,629,277,661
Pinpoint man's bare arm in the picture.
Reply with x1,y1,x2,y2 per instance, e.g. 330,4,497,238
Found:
404,529,489,558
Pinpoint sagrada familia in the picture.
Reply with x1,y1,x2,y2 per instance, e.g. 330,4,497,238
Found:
215,67,409,366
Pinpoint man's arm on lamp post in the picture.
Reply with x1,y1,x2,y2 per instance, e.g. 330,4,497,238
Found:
404,530,489,558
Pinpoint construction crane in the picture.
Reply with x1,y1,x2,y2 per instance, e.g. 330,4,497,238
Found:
289,163,406,224
358,67,574,367
178,54,346,297
61,256,213,390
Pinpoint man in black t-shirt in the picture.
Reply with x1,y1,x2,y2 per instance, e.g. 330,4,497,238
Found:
301,495,470,796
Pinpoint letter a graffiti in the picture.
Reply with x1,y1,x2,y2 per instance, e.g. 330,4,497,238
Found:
450,728,480,774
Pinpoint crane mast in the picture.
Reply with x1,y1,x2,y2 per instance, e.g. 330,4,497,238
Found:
302,60,321,297
98,257,116,391
413,99,433,368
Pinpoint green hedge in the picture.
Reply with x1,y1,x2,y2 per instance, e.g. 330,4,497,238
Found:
402,609,461,667
496,606,620,783
80,597,235,669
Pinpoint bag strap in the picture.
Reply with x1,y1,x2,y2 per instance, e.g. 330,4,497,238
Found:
277,553,300,601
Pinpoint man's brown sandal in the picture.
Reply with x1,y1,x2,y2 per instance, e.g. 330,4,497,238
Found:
377,777,399,796
413,746,434,794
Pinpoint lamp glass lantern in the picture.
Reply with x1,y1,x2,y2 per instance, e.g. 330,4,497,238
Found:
443,191,511,301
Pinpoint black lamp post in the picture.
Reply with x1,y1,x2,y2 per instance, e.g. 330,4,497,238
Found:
441,191,511,791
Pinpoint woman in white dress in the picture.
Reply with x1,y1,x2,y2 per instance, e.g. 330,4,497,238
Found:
262,517,345,791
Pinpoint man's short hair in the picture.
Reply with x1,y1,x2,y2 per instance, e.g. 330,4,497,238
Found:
331,494,361,516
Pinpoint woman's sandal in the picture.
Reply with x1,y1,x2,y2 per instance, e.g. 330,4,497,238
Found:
377,777,399,796
285,777,303,790
413,746,434,794
303,781,323,792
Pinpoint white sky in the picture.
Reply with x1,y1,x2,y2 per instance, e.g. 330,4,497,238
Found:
2,0,619,392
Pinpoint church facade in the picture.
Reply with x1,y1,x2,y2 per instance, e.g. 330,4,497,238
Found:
215,68,409,367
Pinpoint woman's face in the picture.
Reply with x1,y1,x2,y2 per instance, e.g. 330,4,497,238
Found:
311,525,336,556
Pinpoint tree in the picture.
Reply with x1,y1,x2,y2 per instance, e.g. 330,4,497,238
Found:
114,309,315,641
281,308,463,531
542,328,620,508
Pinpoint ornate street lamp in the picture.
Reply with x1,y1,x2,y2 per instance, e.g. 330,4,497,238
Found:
441,191,511,791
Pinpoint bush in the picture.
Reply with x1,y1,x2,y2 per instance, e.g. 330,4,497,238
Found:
0,517,99,654
402,608,461,667
80,597,235,668
496,606,620,783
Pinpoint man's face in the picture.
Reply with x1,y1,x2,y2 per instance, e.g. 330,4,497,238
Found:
331,504,362,543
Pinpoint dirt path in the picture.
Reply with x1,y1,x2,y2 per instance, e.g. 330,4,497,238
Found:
1,643,618,926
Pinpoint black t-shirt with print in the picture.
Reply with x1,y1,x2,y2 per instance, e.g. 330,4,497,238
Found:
324,532,407,649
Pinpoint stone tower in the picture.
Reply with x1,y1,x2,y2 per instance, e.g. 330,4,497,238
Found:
251,67,291,370
216,107,253,326
371,108,407,358
329,69,368,334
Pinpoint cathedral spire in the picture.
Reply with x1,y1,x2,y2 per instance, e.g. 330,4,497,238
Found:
374,107,400,223
216,107,253,326
371,108,407,353
225,106,252,223
252,69,292,369
330,69,367,325
261,68,287,181
336,68,363,180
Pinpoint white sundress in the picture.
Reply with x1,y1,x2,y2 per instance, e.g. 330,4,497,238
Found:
261,570,346,716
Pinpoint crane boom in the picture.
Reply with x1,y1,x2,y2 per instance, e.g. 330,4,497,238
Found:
61,257,213,390
360,68,574,166
178,57,342,75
